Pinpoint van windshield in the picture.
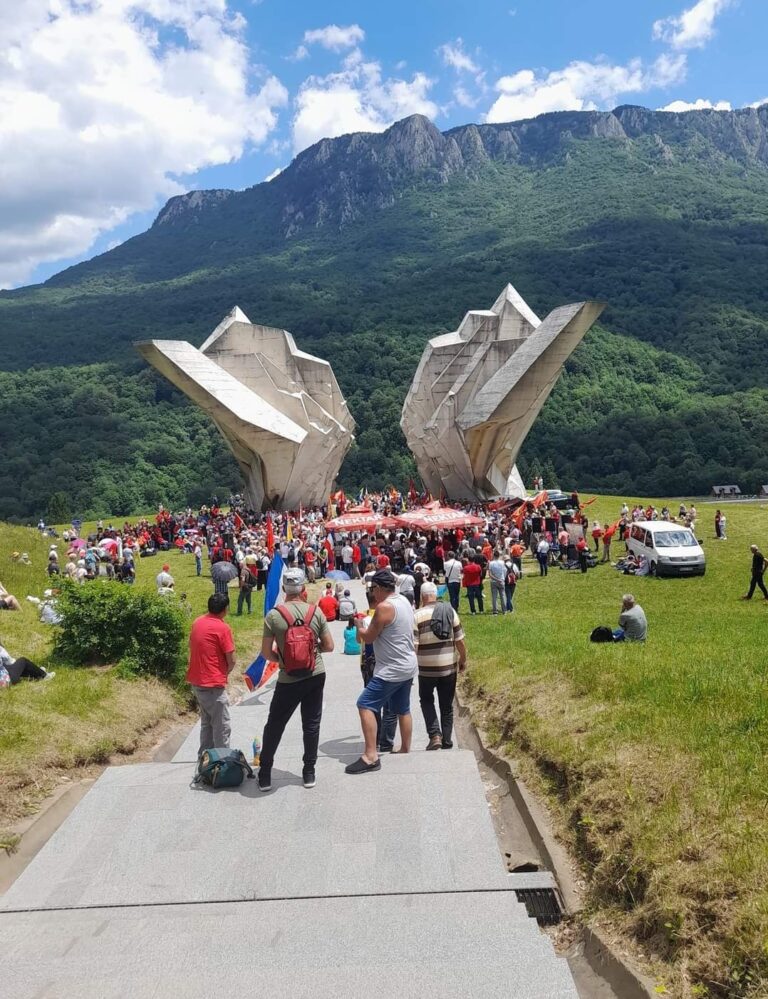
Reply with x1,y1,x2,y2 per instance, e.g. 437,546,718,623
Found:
654,531,697,548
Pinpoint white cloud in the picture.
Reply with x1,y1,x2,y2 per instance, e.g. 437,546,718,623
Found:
0,0,287,288
292,56,438,152
438,39,480,75
747,97,768,109
653,0,732,50
264,167,283,182
659,98,731,111
302,24,365,52
485,55,687,123
454,86,479,109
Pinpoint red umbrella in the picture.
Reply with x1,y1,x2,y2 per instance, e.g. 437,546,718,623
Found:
326,512,398,532
393,505,485,530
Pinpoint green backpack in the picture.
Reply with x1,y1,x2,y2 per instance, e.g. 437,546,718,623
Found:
194,748,255,789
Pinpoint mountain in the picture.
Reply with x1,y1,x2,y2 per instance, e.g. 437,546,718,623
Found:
2,106,768,520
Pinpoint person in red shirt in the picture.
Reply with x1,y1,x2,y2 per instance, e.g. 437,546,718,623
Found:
462,557,484,614
318,582,339,621
186,593,236,755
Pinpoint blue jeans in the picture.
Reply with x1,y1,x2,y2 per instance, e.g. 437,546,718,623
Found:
195,555,202,576
504,584,515,611
467,584,484,613
447,581,460,610
357,676,413,716
538,554,548,576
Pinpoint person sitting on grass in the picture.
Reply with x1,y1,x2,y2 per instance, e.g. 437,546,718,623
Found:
613,594,648,642
0,582,21,611
0,641,55,684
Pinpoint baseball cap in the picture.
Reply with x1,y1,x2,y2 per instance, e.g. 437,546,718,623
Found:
283,568,306,594
371,568,396,590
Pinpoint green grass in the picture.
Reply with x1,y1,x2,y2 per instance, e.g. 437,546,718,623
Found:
0,519,266,829
461,495,768,996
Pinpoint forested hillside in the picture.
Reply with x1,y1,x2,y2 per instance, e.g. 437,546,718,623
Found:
1,105,768,519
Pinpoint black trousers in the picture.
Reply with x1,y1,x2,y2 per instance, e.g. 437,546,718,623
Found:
260,672,325,769
747,573,768,599
8,657,46,684
418,673,457,748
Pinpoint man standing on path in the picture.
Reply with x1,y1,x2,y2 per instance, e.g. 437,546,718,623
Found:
487,550,507,615
346,569,418,774
258,569,334,791
186,593,236,756
414,583,466,750
742,544,768,600
443,550,463,611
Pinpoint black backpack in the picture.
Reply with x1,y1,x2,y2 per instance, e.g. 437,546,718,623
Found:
590,626,614,643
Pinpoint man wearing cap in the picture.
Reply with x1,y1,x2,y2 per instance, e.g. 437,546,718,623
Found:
156,564,175,594
258,568,335,791
346,568,418,774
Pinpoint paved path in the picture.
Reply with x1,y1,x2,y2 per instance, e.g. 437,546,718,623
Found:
1,583,578,998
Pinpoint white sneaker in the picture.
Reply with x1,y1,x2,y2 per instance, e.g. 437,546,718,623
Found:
42,671,55,681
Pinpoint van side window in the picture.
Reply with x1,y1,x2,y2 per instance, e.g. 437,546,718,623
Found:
645,531,653,547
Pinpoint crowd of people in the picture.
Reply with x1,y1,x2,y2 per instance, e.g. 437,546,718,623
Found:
6,484,763,693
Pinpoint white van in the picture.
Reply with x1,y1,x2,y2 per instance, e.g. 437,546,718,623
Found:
627,521,705,577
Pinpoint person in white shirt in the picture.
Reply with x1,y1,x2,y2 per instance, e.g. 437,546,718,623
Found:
443,550,463,610
536,538,550,577
156,565,175,594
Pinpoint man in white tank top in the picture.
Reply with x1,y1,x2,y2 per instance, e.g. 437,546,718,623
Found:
346,569,418,774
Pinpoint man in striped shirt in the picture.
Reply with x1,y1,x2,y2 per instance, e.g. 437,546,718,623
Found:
413,582,467,750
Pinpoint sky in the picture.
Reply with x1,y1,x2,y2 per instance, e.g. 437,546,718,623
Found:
1,0,766,289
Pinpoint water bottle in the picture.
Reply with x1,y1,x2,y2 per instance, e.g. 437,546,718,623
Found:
252,735,261,767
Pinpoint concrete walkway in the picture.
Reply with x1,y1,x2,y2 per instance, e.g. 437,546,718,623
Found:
1,583,578,998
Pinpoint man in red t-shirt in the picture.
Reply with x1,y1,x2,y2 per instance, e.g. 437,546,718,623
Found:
318,582,339,621
462,557,484,614
186,592,236,754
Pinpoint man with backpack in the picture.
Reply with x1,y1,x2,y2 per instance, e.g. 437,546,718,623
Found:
413,582,466,750
258,568,335,791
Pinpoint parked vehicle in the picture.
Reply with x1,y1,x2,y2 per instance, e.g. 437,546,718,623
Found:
626,521,706,577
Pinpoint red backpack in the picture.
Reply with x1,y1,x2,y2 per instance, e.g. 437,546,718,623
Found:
276,604,319,676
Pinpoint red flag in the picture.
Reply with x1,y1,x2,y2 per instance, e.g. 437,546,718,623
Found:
408,479,418,501
266,515,274,555
233,512,244,531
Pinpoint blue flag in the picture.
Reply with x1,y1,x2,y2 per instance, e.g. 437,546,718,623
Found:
244,551,284,690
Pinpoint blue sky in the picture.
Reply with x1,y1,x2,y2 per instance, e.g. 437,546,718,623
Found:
2,0,765,288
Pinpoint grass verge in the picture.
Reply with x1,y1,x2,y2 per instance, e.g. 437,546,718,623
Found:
460,495,768,998
0,518,265,833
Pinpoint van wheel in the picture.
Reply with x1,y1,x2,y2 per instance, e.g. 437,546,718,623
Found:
650,561,657,576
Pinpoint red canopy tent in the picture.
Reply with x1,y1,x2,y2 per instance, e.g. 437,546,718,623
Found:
325,511,399,532
393,505,485,531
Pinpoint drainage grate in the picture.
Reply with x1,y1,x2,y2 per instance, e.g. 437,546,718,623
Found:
506,872,564,927
513,886,563,926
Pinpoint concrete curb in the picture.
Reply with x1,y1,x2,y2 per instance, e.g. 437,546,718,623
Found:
455,690,655,999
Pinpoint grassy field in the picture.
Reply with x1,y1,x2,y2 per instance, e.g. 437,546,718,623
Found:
0,520,266,832
460,496,768,997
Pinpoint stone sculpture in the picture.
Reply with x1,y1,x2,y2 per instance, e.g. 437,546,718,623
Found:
136,307,354,510
401,285,605,501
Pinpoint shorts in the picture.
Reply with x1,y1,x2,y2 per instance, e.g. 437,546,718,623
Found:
357,676,413,716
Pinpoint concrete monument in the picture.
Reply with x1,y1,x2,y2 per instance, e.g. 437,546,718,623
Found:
136,308,354,510
401,285,604,500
